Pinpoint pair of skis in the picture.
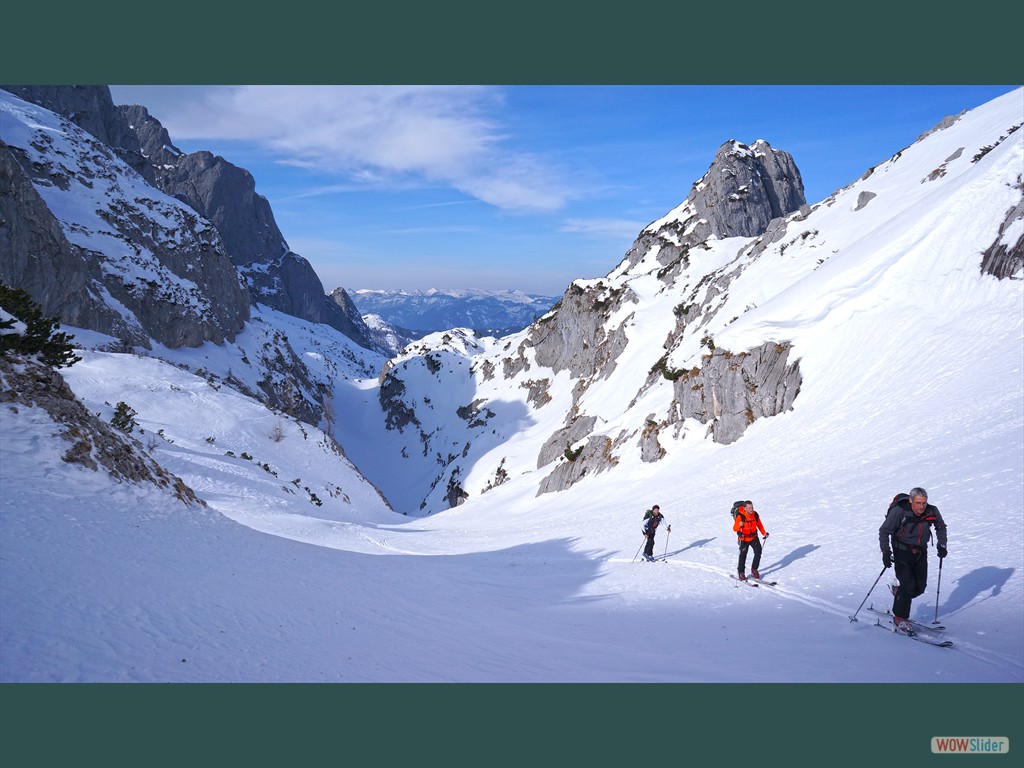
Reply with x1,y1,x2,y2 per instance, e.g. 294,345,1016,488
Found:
641,558,951,647
730,574,777,587
863,604,953,647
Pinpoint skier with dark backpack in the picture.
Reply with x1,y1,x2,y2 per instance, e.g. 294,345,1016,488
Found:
641,505,670,562
879,487,948,635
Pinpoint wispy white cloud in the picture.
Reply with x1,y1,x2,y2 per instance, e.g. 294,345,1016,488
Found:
560,217,647,241
140,85,577,214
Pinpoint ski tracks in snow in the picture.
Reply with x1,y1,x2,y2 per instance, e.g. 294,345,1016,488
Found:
609,556,1022,679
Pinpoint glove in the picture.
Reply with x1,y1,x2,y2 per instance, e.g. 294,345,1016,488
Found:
667,525,672,533
763,532,769,538
937,545,947,559
882,551,892,568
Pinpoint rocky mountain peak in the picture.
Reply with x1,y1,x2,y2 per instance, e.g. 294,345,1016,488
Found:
618,140,808,278
691,139,806,238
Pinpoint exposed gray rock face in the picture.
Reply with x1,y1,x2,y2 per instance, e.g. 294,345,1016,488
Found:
690,140,806,238
0,143,129,340
536,415,597,469
536,434,617,495
368,136,813,507
124,123,288,269
527,281,636,379
379,372,423,434
638,417,667,462
621,140,807,274
854,191,877,211
667,342,802,445
1,91,250,349
1,85,149,177
980,186,1024,279
533,342,802,495
120,105,375,349
443,467,470,508
326,287,378,350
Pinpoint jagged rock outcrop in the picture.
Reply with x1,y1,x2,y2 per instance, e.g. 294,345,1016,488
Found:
0,143,127,339
0,85,151,179
0,91,251,349
537,415,597,469
134,140,289,269
327,287,379,350
364,134,814,507
621,140,807,274
536,433,618,495
667,342,801,445
690,140,805,238
119,104,375,349
980,185,1024,279
638,418,667,462
527,281,635,379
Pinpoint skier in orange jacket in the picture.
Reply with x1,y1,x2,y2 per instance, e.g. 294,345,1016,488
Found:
733,500,768,581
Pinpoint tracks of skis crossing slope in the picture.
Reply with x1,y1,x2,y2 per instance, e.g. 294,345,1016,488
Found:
619,557,1022,678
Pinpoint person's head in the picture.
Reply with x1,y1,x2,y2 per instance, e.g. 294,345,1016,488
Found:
652,505,660,513
744,500,753,511
909,487,928,515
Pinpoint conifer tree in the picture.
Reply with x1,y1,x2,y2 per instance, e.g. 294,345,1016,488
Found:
0,282,81,368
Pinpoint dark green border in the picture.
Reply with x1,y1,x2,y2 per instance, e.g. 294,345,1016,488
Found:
2,2,1021,764
2,3,1020,84
2,683,1022,763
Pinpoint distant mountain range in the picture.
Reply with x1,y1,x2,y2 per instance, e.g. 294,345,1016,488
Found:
347,288,560,337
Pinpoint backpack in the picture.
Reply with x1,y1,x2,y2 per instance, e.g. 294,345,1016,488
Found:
730,500,746,519
886,493,909,516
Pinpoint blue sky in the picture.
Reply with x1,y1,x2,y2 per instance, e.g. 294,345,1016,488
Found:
109,85,1018,296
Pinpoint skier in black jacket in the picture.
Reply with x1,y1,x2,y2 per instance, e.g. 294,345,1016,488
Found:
641,505,670,562
879,487,947,634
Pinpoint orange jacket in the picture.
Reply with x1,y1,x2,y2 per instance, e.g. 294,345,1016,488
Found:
733,506,766,542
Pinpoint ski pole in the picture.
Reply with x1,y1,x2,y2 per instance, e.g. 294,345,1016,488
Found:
933,556,944,624
849,566,888,622
663,525,671,559
632,539,645,563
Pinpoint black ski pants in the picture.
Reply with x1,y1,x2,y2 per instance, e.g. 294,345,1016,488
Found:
643,529,657,558
892,546,928,619
737,537,762,574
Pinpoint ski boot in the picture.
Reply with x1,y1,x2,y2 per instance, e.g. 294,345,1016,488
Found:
893,616,916,636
